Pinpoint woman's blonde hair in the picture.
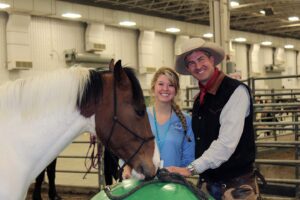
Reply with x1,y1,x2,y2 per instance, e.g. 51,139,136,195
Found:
150,67,187,134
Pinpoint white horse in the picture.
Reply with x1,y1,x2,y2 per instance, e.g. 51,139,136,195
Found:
0,61,160,200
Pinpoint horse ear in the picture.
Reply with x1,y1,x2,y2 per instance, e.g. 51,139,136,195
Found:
114,60,130,86
109,59,115,71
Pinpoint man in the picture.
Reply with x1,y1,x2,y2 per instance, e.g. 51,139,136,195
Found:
167,38,260,200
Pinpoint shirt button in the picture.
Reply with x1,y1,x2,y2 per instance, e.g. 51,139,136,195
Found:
198,116,202,120
197,137,200,141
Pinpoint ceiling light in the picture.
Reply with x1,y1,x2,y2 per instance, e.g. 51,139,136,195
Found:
234,37,246,42
261,41,272,46
61,13,82,19
119,21,136,27
203,33,213,38
165,27,180,33
230,1,239,7
288,16,299,22
0,3,10,9
284,44,294,49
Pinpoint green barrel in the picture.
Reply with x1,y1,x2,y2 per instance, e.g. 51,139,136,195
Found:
91,179,214,200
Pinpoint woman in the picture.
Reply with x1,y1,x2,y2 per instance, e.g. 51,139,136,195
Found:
123,67,195,178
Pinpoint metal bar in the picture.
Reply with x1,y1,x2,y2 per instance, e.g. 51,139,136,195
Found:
256,159,300,166
262,178,300,184
254,103,300,107
253,92,300,96
254,122,300,125
71,141,90,144
255,127,295,130
253,75,300,80
58,155,87,159
256,144,295,148
256,141,300,145
255,110,298,113
56,170,98,174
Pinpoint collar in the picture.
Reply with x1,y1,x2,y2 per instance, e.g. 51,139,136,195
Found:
207,71,225,95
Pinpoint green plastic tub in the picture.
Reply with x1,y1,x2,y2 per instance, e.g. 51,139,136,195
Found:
91,179,214,200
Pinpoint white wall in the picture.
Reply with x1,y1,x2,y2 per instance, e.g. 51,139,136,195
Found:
283,50,297,88
102,26,138,68
233,43,248,79
0,15,139,85
0,13,8,82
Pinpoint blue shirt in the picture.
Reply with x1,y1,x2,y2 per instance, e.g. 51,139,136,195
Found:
147,107,195,167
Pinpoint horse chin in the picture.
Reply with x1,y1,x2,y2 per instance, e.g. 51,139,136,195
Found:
131,169,145,180
137,162,157,180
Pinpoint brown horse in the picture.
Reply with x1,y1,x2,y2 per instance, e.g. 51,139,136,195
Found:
0,60,160,200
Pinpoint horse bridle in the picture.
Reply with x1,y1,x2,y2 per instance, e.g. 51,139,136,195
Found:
104,71,155,174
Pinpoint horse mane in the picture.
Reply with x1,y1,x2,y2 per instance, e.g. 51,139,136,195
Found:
77,70,103,109
0,65,144,119
0,67,94,118
79,67,145,111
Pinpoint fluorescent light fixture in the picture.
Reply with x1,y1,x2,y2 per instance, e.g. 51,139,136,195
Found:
259,10,265,15
203,33,213,38
119,21,136,27
284,44,294,49
234,37,246,42
165,27,180,33
230,1,239,7
62,13,82,19
288,16,299,22
261,41,272,46
0,3,10,9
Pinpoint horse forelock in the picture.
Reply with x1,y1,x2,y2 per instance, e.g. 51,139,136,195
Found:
0,67,92,119
78,69,103,109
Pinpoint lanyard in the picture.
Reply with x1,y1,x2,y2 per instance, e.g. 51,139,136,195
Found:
153,106,171,152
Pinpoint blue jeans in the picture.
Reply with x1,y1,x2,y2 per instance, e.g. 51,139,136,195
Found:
206,182,224,200
202,174,259,200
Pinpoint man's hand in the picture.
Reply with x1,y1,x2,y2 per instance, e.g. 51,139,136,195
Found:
166,166,192,177
122,165,132,179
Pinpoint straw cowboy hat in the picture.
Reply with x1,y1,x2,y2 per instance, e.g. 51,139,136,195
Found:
175,38,225,75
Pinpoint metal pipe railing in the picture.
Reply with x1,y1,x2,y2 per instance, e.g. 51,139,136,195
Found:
256,159,300,166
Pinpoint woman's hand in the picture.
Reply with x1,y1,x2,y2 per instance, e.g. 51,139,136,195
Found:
166,166,192,177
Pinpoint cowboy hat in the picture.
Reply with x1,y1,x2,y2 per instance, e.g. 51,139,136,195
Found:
175,38,225,75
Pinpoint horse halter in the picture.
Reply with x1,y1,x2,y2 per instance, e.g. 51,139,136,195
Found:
105,71,155,172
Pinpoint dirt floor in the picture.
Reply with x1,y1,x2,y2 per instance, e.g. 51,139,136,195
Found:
25,184,98,200
257,146,295,179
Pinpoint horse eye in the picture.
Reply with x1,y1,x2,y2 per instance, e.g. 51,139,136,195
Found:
136,109,145,116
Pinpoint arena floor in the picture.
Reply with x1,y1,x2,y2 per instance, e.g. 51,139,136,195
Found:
26,184,98,200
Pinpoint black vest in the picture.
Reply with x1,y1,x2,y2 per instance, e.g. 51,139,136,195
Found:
192,76,255,181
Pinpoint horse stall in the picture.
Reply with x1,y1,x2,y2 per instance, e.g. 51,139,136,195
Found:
252,76,300,199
